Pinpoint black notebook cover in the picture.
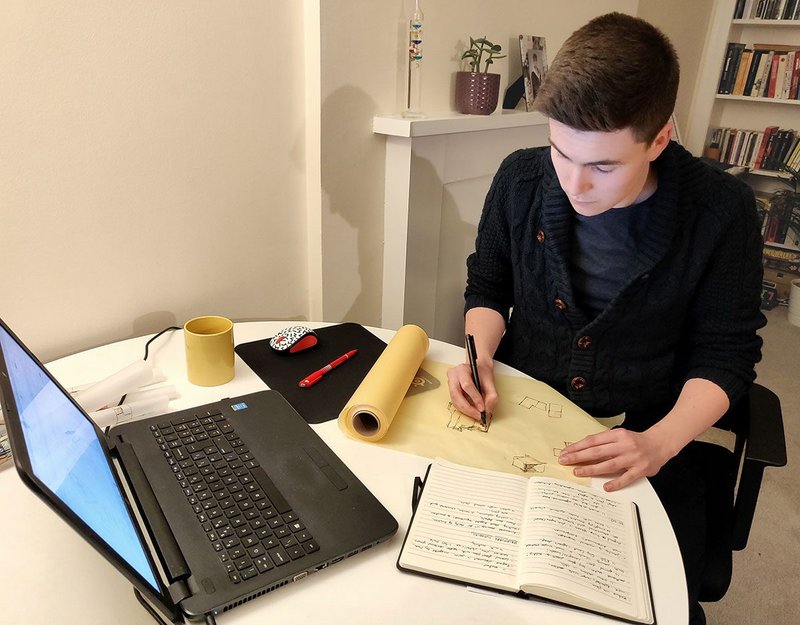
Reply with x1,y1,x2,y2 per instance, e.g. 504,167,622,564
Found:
235,323,387,424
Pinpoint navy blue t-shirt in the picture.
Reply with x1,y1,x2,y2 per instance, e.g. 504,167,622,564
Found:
570,197,654,318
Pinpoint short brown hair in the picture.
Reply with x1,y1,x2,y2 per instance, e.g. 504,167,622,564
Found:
534,13,679,144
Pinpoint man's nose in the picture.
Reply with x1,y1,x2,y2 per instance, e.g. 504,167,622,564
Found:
565,166,591,197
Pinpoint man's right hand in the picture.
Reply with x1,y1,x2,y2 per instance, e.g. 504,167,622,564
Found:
446,361,499,422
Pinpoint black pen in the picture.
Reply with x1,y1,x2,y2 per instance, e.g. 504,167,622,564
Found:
465,334,486,427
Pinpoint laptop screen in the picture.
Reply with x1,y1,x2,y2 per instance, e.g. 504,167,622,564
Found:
0,325,160,591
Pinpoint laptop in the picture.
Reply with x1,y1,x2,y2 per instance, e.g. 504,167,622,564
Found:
0,319,398,622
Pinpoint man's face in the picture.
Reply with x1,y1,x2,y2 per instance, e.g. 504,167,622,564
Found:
548,119,670,216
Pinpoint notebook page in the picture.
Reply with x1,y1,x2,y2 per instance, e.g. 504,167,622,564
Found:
519,478,651,621
398,459,527,592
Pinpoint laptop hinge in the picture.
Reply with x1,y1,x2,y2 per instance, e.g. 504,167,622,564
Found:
114,439,192,582
167,580,191,605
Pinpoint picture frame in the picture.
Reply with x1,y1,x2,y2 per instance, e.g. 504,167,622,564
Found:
519,35,548,111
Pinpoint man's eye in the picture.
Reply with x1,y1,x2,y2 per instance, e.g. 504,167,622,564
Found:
593,166,614,174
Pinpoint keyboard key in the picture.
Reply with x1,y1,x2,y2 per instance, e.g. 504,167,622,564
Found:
213,436,233,455
263,537,279,549
295,530,312,543
248,545,266,558
254,555,274,573
303,540,320,554
234,557,252,571
256,526,273,539
219,527,235,539
281,535,298,549
268,546,290,567
287,545,305,560
236,526,253,538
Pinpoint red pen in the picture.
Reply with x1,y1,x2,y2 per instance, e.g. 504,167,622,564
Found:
298,349,358,388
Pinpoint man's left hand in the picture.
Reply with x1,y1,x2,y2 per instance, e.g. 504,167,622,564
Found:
558,428,674,492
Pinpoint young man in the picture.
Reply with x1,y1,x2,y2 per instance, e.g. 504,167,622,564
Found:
447,13,765,625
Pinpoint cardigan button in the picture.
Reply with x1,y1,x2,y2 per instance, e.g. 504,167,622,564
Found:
535,229,545,243
577,335,593,349
571,376,587,391
554,298,567,311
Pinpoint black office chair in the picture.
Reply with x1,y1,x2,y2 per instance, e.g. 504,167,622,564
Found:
699,382,787,602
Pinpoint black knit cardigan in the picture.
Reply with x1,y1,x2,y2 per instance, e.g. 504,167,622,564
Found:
465,141,766,427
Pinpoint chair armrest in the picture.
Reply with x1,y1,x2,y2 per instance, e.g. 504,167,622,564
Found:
732,383,787,550
745,384,787,468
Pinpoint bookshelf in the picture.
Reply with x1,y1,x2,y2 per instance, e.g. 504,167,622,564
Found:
685,1,800,287
685,0,800,156
716,94,800,104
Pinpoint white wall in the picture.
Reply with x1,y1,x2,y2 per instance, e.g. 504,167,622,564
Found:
1,1,716,360
638,0,714,145
0,1,309,361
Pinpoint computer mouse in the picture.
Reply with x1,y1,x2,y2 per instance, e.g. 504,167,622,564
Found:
269,325,319,354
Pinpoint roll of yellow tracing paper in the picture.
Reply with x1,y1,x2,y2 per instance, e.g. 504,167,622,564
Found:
338,324,429,442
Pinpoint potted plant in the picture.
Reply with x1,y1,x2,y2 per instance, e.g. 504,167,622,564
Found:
455,37,506,115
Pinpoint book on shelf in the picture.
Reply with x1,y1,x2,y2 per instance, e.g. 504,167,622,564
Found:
733,48,754,95
763,244,800,273
737,0,800,19
719,42,746,94
786,136,800,169
790,52,800,99
744,49,765,95
718,42,800,99
781,51,795,97
397,458,655,625
757,51,776,96
709,125,798,172
756,125,780,168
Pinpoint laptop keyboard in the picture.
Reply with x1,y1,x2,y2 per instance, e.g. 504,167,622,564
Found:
150,410,320,584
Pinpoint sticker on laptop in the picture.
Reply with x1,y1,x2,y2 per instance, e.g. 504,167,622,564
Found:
231,402,249,411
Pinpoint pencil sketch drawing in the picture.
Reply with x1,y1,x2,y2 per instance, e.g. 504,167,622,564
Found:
552,441,574,458
446,402,489,433
518,396,563,418
512,454,547,473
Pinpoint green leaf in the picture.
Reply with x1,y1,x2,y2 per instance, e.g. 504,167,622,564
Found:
491,44,502,52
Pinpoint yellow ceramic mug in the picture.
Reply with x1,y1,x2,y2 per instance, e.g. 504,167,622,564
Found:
184,316,235,386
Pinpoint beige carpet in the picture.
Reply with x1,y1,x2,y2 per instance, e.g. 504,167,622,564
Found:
703,305,800,624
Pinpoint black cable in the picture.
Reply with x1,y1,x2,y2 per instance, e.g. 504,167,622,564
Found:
144,326,182,361
116,326,181,406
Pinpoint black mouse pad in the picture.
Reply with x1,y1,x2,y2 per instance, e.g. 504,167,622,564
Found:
235,323,387,424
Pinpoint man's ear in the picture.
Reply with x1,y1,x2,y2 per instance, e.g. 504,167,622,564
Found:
647,122,672,161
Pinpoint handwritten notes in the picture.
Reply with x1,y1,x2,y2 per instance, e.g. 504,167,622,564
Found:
401,461,525,590
520,480,634,606
398,459,653,624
